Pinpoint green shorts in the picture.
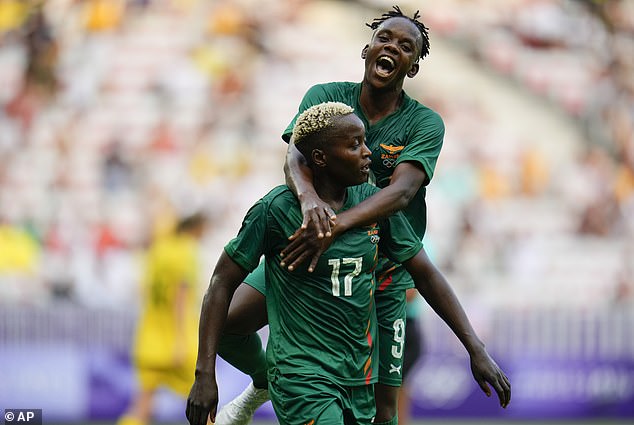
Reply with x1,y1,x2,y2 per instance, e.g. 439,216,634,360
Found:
268,371,375,425
375,268,408,387
244,261,267,295
245,262,409,386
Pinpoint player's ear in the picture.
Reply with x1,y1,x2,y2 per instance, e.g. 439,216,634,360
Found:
312,149,327,168
407,61,419,78
361,45,369,59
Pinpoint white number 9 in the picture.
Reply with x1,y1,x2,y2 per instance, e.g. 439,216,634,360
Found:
391,319,405,359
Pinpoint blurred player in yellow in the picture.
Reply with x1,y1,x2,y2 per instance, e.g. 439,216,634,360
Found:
118,212,209,425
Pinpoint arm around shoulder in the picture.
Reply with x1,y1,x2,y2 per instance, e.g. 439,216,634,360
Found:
336,161,427,233
284,139,336,238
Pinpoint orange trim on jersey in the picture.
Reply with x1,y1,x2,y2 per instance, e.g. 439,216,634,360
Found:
377,272,395,291
363,355,372,386
364,322,374,384
369,245,379,274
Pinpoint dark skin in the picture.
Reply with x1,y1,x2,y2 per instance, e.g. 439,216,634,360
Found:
186,112,373,425
282,16,433,421
283,16,427,273
186,111,510,425
187,230,512,425
187,253,247,425
214,16,511,422
282,17,510,420
226,17,428,329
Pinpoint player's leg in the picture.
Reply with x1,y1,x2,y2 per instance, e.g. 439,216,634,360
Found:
374,272,409,425
374,384,400,424
218,283,269,388
346,383,376,425
224,282,269,334
215,262,271,425
218,262,269,388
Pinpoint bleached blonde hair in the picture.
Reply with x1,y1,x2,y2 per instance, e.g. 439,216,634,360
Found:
292,102,355,145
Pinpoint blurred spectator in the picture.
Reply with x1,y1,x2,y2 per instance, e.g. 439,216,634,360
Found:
614,146,634,212
573,146,627,236
102,141,136,192
519,147,550,196
4,79,42,133
23,2,59,95
0,219,40,274
578,192,623,237
0,0,631,312
478,158,511,200
0,218,42,303
82,0,125,33
0,1,632,422
0,0,29,40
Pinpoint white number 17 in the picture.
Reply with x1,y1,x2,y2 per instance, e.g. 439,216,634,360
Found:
328,257,363,297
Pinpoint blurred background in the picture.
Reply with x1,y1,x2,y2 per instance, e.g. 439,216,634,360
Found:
0,0,633,423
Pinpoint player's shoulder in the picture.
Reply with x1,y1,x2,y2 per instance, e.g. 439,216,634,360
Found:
307,81,358,96
404,93,444,123
258,185,296,209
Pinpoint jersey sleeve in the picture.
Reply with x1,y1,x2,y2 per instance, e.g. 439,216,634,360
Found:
396,109,444,184
282,84,335,142
224,199,269,272
378,211,424,264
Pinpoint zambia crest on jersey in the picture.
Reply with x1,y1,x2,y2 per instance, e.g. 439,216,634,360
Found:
367,223,380,244
379,143,404,169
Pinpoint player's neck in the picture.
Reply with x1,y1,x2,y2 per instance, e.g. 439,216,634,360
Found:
359,84,404,125
314,179,347,212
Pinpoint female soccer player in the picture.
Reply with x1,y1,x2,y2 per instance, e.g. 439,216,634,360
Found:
214,7,509,425
186,102,510,425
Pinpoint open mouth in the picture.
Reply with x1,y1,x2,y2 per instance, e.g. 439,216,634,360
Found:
375,55,396,77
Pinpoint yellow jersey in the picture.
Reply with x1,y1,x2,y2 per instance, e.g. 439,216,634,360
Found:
133,233,201,371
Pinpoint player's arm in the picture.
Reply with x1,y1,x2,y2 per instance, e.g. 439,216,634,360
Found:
402,248,511,408
284,138,337,238
281,161,427,272
282,84,338,240
336,161,427,231
186,252,249,425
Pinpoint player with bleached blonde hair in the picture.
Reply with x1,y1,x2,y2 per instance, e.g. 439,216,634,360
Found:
212,6,510,425
186,101,509,425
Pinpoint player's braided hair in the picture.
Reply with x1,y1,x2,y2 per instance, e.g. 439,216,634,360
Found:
292,102,355,146
366,5,430,60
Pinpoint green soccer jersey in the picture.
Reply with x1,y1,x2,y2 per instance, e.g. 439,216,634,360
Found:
224,184,423,386
282,82,444,289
